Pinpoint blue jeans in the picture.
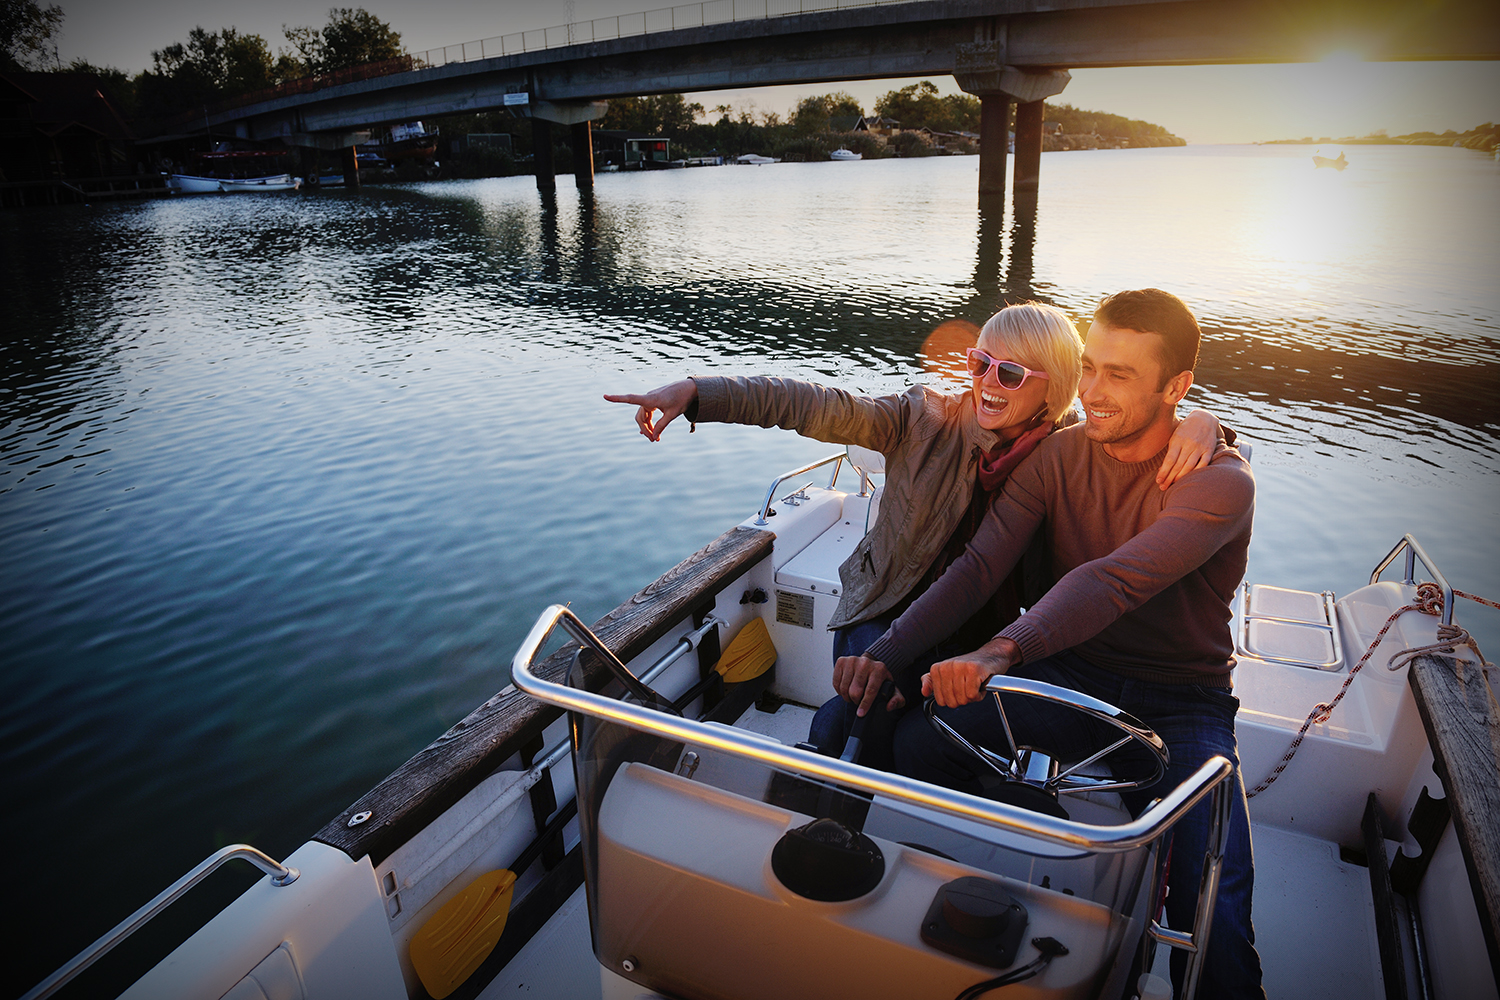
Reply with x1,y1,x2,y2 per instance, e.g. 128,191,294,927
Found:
893,650,1265,1000
807,614,944,771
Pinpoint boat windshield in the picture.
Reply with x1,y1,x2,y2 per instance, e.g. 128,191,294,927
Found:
564,651,1162,1000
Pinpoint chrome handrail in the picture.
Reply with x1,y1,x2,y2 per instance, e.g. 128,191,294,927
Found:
510,604,1231,853
754,451,846,525
1370,533,1453,625
21,845,299,1000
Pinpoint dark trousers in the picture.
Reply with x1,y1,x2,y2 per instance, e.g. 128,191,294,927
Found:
893,650,1265,1000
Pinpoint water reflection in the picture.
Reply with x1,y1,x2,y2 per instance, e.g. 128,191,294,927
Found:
1,147,1495,997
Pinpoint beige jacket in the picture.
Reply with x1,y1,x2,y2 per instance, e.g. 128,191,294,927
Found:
692,375,1032,630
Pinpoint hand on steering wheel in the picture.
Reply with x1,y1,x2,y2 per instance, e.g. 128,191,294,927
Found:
925,675,1168,797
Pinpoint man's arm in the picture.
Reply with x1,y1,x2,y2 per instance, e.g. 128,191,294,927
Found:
856,464,1049,673
999,461,1254,667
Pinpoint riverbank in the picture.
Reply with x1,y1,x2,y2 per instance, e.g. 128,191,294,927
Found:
1261,123,1498,154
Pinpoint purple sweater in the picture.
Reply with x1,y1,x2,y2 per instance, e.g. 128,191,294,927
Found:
862,424,1255,687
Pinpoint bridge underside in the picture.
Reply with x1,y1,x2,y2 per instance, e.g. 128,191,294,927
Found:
205,0,1496,198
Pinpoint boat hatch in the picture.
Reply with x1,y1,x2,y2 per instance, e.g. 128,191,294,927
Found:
1237,583,1344,670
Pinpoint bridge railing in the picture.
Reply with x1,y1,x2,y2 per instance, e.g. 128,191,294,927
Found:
409,0,916,68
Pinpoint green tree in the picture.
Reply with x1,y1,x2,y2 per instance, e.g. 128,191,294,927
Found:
790,91,864,134
2,0,64,70
874,81,980,133
278,8,403,77
599,94,704,137
135,26,274,119
64,58,137,118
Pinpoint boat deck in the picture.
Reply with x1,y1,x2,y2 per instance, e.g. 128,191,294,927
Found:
483,701,1388,1000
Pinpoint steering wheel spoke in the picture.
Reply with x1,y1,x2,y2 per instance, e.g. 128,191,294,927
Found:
925,676,1169,807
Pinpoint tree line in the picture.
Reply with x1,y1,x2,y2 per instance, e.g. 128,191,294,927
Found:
2,1,403,123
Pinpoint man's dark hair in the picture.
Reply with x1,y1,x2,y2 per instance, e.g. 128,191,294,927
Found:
1093,289,1201,387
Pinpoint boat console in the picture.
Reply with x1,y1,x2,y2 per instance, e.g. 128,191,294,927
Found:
511,605,1235,1000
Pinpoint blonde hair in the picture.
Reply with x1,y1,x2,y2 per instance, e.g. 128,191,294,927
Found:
976,303,1084,424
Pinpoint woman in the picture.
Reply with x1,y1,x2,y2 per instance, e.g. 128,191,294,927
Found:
604,303,1224,768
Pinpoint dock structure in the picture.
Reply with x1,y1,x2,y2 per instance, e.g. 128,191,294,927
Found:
177,0,1499,201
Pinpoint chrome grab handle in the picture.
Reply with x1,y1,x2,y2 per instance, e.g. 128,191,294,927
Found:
511,604,1232,853
1370,533,1453,625
754,451,846,525
21,845,299,1000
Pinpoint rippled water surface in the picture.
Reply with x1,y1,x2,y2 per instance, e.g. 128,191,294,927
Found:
3,144,1498,995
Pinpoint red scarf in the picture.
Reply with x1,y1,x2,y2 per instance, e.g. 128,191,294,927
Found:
977,418,1052,492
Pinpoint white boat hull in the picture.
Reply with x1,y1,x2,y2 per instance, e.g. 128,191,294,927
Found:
168,173,301,194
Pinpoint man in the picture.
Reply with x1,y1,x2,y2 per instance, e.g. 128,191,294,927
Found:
843,288,1263,999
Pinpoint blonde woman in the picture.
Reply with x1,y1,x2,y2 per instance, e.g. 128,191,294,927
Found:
605,302,1225,767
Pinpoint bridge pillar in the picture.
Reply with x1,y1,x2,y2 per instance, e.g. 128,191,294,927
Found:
571,121,594,191
978,96,1011,200
341,145,360,190
532,118,556,192
1013,100,1044,193
955,43,1070,203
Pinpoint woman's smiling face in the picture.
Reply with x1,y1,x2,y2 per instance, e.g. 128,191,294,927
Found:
971,345,1050,438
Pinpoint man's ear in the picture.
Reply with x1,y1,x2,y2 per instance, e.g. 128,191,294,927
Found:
1163,370,1194,406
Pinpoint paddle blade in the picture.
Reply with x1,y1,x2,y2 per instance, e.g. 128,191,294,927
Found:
409,868,517,999
714,616,777,683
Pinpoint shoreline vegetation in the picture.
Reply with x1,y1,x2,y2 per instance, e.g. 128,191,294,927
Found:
5,2,1188,185
1260,123,1498,154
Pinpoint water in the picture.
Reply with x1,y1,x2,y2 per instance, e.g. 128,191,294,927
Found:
3,144,1497,996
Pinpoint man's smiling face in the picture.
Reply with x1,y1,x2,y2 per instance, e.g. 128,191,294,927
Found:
1078,323,1185,458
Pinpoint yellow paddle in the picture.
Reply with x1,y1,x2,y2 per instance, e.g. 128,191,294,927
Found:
409,617,776,997
671,616,778,710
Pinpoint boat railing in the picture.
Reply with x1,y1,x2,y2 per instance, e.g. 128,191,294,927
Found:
512,603,1234,998
20,845,299,1000
754,450,846,525
1370,533,1453,625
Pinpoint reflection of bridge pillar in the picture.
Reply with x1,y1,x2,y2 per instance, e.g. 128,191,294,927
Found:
1013,100,1044,193
571,121,594,191
955,41,1070,203
978,96,1011,199
341,145,360,190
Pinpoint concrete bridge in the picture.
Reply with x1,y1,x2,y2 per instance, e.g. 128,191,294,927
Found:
203,0,1499,200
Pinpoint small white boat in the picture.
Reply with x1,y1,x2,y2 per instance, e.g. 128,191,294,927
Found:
1312,152,1348,170
167,173,301,194
736,153,779,165
21,447,1500,1000
219,174,301,193
830,148,863,161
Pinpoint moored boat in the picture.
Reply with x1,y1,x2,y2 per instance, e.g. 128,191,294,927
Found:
830,148,863,161
20,449,1500,1000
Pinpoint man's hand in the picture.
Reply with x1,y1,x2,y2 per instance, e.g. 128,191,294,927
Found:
832,655,906,717
602,379,698,442
921,638,1021,707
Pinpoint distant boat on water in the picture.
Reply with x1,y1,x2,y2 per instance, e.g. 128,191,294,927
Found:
829,148,862,161
736,153,779,165
1312,151,1347,170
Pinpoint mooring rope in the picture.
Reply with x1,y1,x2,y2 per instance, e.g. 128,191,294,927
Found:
1246,582,1496,799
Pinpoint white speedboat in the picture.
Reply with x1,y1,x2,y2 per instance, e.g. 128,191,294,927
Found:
22,448,1498,1000
736,153,779,165
830,148,863,161
167,173,302,194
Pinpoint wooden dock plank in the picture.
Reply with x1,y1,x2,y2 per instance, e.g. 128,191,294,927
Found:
1408,652,1500,986
313,524,774,865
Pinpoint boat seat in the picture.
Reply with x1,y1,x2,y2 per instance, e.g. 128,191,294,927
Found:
846,445,884,533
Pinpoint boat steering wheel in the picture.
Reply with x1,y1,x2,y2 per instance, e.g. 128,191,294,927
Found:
924,675,1168,808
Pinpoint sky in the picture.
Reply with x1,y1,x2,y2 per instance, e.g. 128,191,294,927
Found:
47,0,1500,144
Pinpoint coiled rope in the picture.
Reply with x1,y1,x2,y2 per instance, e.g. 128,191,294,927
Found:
1246,582,1496,799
